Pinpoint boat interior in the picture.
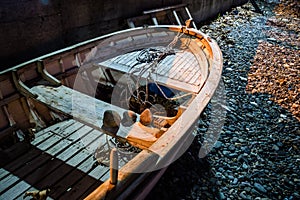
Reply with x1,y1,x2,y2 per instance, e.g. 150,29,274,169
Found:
0,25,218,199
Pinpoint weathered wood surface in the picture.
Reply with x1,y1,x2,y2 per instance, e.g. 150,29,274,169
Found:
98,42,208,93
30,85,166,149
30,85,127,138
0,120,112,199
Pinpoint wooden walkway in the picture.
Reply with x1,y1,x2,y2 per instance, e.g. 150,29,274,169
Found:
0,119,119,199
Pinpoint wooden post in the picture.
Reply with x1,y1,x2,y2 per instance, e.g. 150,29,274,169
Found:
110,148,119,185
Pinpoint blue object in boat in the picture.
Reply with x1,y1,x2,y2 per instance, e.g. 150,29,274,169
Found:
148,83,174,98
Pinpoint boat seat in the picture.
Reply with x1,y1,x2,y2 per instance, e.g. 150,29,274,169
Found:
30,85,165,149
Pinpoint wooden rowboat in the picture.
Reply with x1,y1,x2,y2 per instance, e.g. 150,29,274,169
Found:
0,24,222,199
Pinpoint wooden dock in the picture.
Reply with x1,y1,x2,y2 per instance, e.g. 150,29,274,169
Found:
0,119,119,199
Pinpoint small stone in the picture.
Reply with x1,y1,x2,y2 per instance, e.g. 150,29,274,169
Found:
232,178,238,184
280,114,287,118
228,153,238,158
239,191,251,200
228,144,236,151
254,183,267,193
121,110,137,126
272,144,279,151
140,109,153,126
267,37,276,42
218,191,226,200
250,101,258,107
228,175,235,180
242,163,248,169
103,110,121,128
214,141,223,149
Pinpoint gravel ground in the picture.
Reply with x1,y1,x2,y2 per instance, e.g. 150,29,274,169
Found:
146,0,300,199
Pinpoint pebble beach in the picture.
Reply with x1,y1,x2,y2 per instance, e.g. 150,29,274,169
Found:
146,0,300,199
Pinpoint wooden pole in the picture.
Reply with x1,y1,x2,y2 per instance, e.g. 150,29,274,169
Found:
110,148,119,185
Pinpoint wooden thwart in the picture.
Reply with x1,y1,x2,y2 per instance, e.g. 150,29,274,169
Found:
30,85,163,149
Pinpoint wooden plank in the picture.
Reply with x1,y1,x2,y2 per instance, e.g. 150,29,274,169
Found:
56,128,102,162
143,4,187,15
30,85,129,140
0,168,9,180
0,93,20,107
32,120,74,137
58,176,100,200
79,129,104,152
98,49,203,92
56,144,82,161
66,148,91,167
50,120,84,138
99,62,199,93
67,125,93,143
31,131,55,146
33,158,88,195
45,137,72,156
0,175,19,193
0,181,38,200
1,147,42,177
88,165,110,180
1,124,100,197
36,134,62,150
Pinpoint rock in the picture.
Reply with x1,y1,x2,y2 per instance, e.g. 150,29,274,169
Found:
232,178,238,184
228,144,236,151
239,191,251,200
254,183,267,193
218,191,226,200
121,110,137,126
242,163,248,169
272,144,279,151
102,110,121,134
140,109,153,126
103,110,121,128
214,141,223,149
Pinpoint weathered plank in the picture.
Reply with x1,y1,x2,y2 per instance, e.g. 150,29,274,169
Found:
33,119,75,139
0,180,38,200
0,168,9,180
58,176,100,200
30,85,128,140
98,45,206,93
0,175,19,193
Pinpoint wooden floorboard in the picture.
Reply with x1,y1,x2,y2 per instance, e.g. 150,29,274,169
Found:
98,48,205,92
32,119,75,140
0,120,111,199
0,180,37,200
1,148,42,180
58,176,100,200
0,168,9,180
